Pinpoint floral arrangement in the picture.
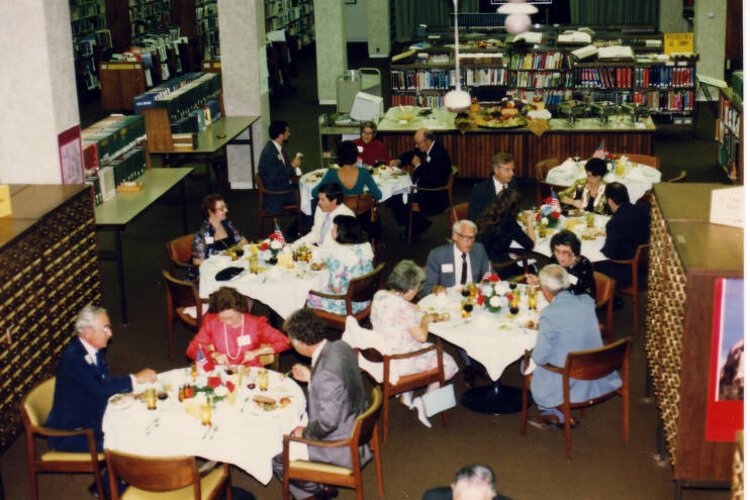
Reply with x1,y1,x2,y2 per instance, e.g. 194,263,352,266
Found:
259,229,286,262
477,274,512,314
535,197,563,228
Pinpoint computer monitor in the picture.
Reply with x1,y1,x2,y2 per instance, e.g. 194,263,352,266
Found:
349,92,383,122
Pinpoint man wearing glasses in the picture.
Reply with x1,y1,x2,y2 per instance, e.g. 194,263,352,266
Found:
422,220,490,297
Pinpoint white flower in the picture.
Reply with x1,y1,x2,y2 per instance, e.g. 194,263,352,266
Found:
214,385,229,397
498,296,509,308
481,285,493,296
541,217,549,225
493,283,505,295
270,239,283,250
489,295,502,308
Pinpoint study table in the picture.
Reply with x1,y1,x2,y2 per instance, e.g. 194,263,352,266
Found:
95,168,192,323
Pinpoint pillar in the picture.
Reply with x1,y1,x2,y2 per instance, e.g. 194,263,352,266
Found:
693,0,727,100
314,0,347,105
366,0,391,58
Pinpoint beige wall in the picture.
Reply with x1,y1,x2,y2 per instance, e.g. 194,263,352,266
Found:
694,0,727,100
314,0,347,104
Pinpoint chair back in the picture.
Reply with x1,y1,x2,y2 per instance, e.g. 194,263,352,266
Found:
447,202,469,228
105,450,199,494
593,271,615,339
343,194,376,221
162,269,202,314
534,158,560,182
565,338,632,381
346,263,385,314
621,154,659,169
166,234,194,272
353,387,383,448
21,378,56,429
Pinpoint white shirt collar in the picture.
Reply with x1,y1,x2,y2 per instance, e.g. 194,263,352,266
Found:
311,339,328,368
493,176,505,194
452,244,473,285
272,140,283,154
78,337,99,365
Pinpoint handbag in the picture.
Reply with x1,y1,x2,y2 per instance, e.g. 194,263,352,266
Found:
421,383,456,418
215,267,244,281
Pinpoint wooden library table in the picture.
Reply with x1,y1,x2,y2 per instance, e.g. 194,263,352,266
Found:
95,167,192,324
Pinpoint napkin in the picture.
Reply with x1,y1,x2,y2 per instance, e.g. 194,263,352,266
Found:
183,303,209,319
626,169,648,182
555,158,578,177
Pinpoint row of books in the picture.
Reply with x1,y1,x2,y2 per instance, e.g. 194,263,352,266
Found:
134,73,221,120
508,51,566,71
639,66,694,88
71,15,106,36
571,68,633,89
265,0,312,17
86,147,146,206
81,115,146,174
170,99,221,134
390,93,444,108
635,89,695,112
716,122,741,182
390,68,510,91
70,1,102,21
509,71,564,89
719,96,742,137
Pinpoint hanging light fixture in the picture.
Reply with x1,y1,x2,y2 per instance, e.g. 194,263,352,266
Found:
444,0,471,112
497,0,538,35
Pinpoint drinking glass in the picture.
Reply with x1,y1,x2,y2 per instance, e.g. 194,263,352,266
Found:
258,369,269,392
145,388,157,410
200,401,212,426
586,212,595,228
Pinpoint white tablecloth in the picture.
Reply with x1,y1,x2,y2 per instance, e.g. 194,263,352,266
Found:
417,287,544,381
528,213,609,263
103,367,306,484
545,157,662,203
299,167,412,215
199,253,329,319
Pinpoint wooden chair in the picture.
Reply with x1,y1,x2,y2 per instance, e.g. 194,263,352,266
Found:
105,450,231,499
166,234,194,275
609,244,649,336
343,194,380,251
407,166,458,244
446,202,469,228
358,339,449,443
594,271,616,341
163,269,204,359
20,377,106,500
491,254,530,279
309,263,385,331
521,337,632,460
255,174,302,237
534,157,563,206
282,387,384,500
620,154,659,169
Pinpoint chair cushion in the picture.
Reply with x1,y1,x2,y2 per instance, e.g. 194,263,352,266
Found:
289,460,354,476
121,467,226,500
41,451,104,462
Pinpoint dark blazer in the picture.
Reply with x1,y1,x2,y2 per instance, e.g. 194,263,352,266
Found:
468,177,519,221
46,338,132,452
305,340,371,467
601,202,650,261
401,141,452,216
478,216,534,264
258,139,297,213
422,242,491,296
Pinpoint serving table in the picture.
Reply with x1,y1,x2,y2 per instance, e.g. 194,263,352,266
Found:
103,367,306,484
418,285,546,414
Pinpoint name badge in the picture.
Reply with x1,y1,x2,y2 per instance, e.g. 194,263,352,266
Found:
441,263,454,273
205,236,214,244
426,155,432,163
237,335,251,347
568,274,579,285
84,354,95,365
278,154,284,161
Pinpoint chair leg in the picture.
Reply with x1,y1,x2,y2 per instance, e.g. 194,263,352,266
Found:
407,208,413,245
354,466,364,500
563,404,573,460
520,379,529,435
372,425,384,498
440,409,448,428
382,394,390,443
623,393,630,443
28,469,38,500
93,465,105,500
632,290,639,336
282,469,290,500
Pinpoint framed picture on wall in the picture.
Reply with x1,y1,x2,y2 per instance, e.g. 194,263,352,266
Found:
58,125,85,185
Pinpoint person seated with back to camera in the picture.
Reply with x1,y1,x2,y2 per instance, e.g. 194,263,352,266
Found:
468,152,518,222
476,189,535,279
295,182,354,249
525,229,596,299
352,120,390,166
525,264,621,429
186,286,291,367
306,215,374,316
423,463,513,500
558,157,612,215
370,259,459,427
187,193,248,281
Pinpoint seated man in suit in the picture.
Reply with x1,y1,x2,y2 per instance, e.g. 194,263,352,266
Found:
527,265,622,429
273,308,371,500
388,128,452,238
295,182,354,249
422,219,491,297
594,182,651,287
468,152,518,221
258,120,303,235
423,464,512,500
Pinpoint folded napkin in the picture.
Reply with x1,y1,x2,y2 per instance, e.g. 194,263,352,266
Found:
626,169,648,182
555,158,579,176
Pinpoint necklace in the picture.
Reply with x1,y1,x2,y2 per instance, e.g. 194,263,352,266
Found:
222,315,244,362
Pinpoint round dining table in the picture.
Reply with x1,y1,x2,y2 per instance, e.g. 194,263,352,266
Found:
418,285,546,414
298,166,412,215
102,366,306,485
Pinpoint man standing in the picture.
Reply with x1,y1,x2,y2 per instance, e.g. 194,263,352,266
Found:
468,152,518,221
422,220,491,297
46,305,157,453
528,265,621,428
295,183,354,248
258,120,302,214
389,128,452,238
595,182,650,286
274,308,370,500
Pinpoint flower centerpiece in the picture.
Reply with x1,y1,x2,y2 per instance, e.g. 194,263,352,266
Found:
478,274,511,313
196,374,237,404
259,228,286,264
535,196,563,229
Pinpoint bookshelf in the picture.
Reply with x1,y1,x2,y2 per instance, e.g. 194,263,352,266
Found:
69,0,111,90
716,87,743,184
265,0,315,46
196,0,220,60
128,0,172,39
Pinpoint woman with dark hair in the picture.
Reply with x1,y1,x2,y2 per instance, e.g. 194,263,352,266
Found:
559,158,611,214
306,215,374,315
353,120,390,166
311,140,382,199
526,230,596,298
477,189,535,274
186,286,290,366
187,194,248,281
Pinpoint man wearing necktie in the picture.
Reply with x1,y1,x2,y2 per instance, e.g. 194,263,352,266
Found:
468,152,519,221
295,183,353,249
258,120,303,215
46,305,156,454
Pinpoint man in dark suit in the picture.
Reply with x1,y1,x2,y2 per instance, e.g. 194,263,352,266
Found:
423,464,512,500
468,152,519,221
389,128,452,238
273,309,370,500
422,219,491,297
595,182,651,286
258,120,302,215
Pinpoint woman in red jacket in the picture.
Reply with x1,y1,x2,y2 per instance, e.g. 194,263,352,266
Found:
186,287,291,366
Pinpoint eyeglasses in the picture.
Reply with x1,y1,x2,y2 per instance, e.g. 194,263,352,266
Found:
455,233,476,241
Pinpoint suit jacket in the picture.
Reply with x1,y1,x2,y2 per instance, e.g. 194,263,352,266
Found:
600,202,650,261
46,337,132,451
400,141,452,216
531,292,622,408
468,177,519,221
305,340,371,467
478,215,534,264
259,139,297,213
422,242,491,297
296,203,354,248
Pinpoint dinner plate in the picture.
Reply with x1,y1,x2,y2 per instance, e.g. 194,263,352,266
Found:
108,393,135,410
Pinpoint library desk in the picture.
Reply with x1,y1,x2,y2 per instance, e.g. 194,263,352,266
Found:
378,116,655,179
95,168,193,324
145,115,260,191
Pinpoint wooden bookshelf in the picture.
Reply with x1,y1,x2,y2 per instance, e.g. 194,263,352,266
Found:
716,87,743,184
99,62,147,111
69,0,110,91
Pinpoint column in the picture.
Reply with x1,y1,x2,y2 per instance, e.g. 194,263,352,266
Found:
217,0,270,189
314,0,347,105
0,0,80,184
366,0,390,58
694,0,727,100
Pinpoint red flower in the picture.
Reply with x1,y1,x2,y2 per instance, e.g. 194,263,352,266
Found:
207,376,221,389
260,242,269,251
607,153,616,160
535,212,541,221
551,212,561,219
484,273,500,282
476,295,485,306
506,292,514,301
225,380,235,393
543,197,553,205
